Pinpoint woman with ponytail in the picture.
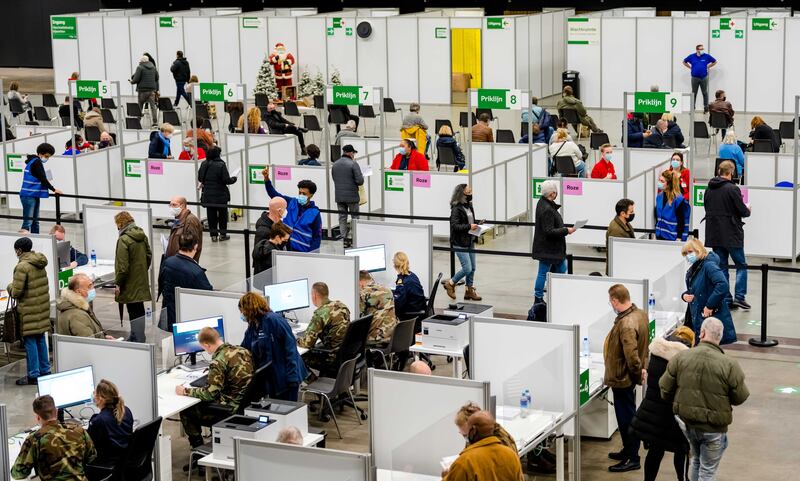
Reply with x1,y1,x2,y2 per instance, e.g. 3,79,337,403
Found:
88,379,134,465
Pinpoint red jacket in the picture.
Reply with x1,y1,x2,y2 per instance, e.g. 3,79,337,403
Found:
179,147,206,160
671,167,691,200
390,150,429,171
591,158,617,179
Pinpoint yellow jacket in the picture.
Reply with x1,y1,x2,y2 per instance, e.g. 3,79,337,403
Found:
443,436,523,481
400,125,427,155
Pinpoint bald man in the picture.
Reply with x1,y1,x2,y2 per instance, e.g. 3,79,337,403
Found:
409,360,432,376
166,196,203,260
254,197,288,246
444,411,523,481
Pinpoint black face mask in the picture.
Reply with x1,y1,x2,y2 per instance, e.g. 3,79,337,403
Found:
465,194,473,202
627,213,636,223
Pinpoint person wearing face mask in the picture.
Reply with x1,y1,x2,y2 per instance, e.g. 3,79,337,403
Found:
157,233,212,332
606,198,635,275
166,196,203,259
683,44,717,113
443,184,482,301
669,152,691,200
239,292,306,401
453,403,516,451
604,284,649,473
443,410,523,481
655,170,690,241
178,136,206,160
624,112,651,148
56,273,113,339
532,180,576,305
198,146,238,242
591,144,617,179
708,89,734,137
254,197,288,247
681,238,737,344
20,143,62,234
262,168,322,252
252,222,292,276
148,123,174,159
97,131,115,149
390,139,429,171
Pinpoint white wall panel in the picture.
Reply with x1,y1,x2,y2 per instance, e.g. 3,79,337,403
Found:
418,18,451,104
708,18,746,112
267,17,299,86
566,19,601,108
129,16,157,93
182,18,212,88
211,17,241,84
103,17,133,96
326,18,358,85
529,16,543,97
671,19,708,106
297,17,328,84
155,17,184,98
746,17,784,112
515,17,530,92
52,30,80,95
356,18,386,95
542,14,555,96
387,18,419,102
636,18,672,92
482,18,516,89
450,18,482,28
552,10,568,95
239,16,269,94
601,18,636,109
77,18,106,85
784,19,800,112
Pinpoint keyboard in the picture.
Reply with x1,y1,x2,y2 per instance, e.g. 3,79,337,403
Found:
189,375,209,388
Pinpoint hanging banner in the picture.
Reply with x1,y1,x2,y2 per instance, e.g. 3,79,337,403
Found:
567,18,600,45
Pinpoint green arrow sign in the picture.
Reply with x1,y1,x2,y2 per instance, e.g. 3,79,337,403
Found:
326,27,334,36
752,18,779,31
249,165,266,184
712,29,720,39
6,154,23,173
332,18,343,28
159,17,176,28
735,30,744,39
345,27,353,36
580,369,590,405
633,92,682,114
774,386,799,395
693,185,707,207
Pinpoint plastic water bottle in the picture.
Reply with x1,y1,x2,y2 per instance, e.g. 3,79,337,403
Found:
145,306,153,325
519,391,529,418
524,389,532,413
648,293,656,321
582,336,590,358
90,249,97,267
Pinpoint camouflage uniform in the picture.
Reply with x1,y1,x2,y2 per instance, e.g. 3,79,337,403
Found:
11,420,96,481
360,281,398,346
180,343,254,447
297,299,350,373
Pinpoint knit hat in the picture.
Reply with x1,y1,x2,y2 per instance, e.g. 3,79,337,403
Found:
14,237,32,253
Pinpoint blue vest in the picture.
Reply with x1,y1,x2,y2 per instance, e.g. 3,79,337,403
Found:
655,193,687,241
285,200,321,252
20,157,48,198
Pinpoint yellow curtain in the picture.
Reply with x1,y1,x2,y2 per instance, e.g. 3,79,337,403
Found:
451,29,481,89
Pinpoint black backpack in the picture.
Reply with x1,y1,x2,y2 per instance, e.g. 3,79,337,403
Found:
527,300,547,322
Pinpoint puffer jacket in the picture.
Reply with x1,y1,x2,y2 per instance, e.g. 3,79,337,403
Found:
130,61,159,92
7,251,51,337
603,304,649,389
115,224,153,304
684,251,737,345
532,197,568,263
631,336,690,452
198,150,237,206
56,288,103,338
660,341,750,433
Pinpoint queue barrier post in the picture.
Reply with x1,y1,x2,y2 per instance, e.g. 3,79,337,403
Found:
55,194,62,226
567,254,574,274
243,228,252,291
449,247,456,278
749,263,779,348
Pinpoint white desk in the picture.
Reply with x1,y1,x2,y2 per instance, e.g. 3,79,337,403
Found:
8,432,26,476
496,409,563,456
409,344,465,378
198,432,325,478
375,469,441,481
74,260,116,283
157,368,201,419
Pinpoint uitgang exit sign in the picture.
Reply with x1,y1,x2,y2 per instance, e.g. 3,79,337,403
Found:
476,89,522,110
633,91,682,114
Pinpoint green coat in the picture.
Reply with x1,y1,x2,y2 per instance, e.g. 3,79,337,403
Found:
56,288,104,338
114,224,152,304
660,341,750,433
7,251,51,337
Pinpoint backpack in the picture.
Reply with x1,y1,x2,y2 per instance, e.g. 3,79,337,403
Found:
538,108,553,132
526,300,547,322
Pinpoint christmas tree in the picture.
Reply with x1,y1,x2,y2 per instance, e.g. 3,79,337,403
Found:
330,67,342,86
312,70,325,96
297,69,314,98
254,55,279,100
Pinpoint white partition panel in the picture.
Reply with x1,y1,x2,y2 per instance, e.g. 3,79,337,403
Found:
273,252,358,322
267,18,299,87
77,17,106,86
183,18,213,91
746,17,784,112
75,150,111,209
600,18,635,109
529,15,543,97
419,18,451,104
387,18,419,102
83,205,151,262
411,173,464,236
737,187,794,258
566,18,601,108
239,17,269,92
369,370,490,476
671,19,708,101
552,10,570,94
482,17,516,89
708,18,747,111
516,17,530,92
531,144,548,177
146,160,198,218
541,14,554,96
211,17,241,84
155,17,184,99
383,172,412,224
128,17,157,91
0,232,58,301
563,179,625,246
53,335,157,425
636,18,672,92
8,155,77,214
51,19,80,94
103,17,134,96
784,20,800,111
176,289,248,346
266,164,330,229
297,17,328,84
124,139,150,160
326,19,357,86
235,440,370,481
627,148,680,178
471,143,493,172
507,154,528,218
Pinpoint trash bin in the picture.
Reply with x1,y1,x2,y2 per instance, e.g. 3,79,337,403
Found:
562,70,580,99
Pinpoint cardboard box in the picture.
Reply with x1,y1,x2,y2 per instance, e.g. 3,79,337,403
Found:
451,72,472,92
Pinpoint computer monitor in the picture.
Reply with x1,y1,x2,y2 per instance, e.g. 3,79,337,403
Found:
37,366,95,409
57,240,71,269
172,316,225,358
263,278,310,313
344,244,386,272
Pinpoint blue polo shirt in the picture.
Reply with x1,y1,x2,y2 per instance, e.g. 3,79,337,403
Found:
684,53,717,79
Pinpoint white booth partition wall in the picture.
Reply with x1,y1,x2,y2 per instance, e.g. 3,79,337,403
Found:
122,158,200,219
0,232,58,301
175,288,249,347
0,404,9,481
562,178,625,247
235,439,370,481
242,136,301,226
82,205,152,262
743,152,797,188
368,369,490,478
272,251,359,321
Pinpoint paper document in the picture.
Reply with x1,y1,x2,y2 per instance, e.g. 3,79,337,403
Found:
160,234,168,252
573,219,588,230
45,169,53,181
469,224,493,236
440,455,459,471
360,165,374,177
230,168,241,178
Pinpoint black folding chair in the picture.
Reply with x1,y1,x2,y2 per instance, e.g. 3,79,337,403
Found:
126,102,143,118
84,126,101,143
304,115,322,145
554,156,579,177
283,101,301,117
495,129,515,143
559,109,583,139
100,98,116,110
125,117,143,130
255,94,269,107
693,121,712,154
437,145,459,172
101,109,116,124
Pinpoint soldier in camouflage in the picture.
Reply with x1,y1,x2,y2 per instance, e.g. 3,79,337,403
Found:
12,395,96,481
297,282,350,375
359,270,398,347
175,326,254,449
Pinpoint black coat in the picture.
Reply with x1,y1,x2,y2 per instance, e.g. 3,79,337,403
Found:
157,253,213,329
252,239,285,275
702,177,750,248
170,57,191,82
254,212,274,247
198,154,237,206
449,202,475,248
532,197,568,263
264,110,290,133
750,123,780,152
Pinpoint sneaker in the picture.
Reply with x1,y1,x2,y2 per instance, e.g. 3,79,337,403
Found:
211,236,219,242
18,229,30,234
609,459,640,472
218,235,231,242
728,301,739,310
608,450,626,461
15,376,37,386
732,299,751,310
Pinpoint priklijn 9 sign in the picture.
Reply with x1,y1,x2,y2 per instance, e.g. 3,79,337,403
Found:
632,92,683,114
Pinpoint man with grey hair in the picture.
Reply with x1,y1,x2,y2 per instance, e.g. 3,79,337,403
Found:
129,55,159,126
660,317,749,481
531,180,575,304
644,119,670,149
275,426,303,445
166,195,203,258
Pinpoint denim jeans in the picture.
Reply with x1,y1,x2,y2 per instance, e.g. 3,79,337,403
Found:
576,160,587,178
534,259,567,299
713,246,747,302
20,196,40,233
684,427,728,481
612,386,640,462
23,334,51,378
691,76,710,110
452,248,476,287
174,81,191,106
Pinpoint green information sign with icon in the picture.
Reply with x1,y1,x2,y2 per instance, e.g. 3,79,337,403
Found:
580,369,590,405
326,27,334,36
6,154,23,173
719,18,731,30
332,18,343,28
693,185,707,207
249,165,266,185
735,30,744,39
486,18,509,30
384,172,405,192
752,18,780,31
124,159,142,178
633,91,682,114
712,29,720,39
532,178,546,199
51,17,77,40
159,17,176,28
475,89,521,110
345,27,353,36
435,27,447,39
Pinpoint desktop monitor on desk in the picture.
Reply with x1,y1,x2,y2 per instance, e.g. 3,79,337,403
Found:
57,240,72,269
264,278,310,313
344,244,386,272
37,366,95,409
172,316,225,364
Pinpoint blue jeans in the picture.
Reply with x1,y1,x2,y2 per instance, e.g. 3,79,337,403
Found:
612,386,640,462
684,428,728,481
534,259,567,299
576,160,587,178
20,196,40,233
452,248,476,287
713,246,747,302
24,334,51,378
175,81,191,106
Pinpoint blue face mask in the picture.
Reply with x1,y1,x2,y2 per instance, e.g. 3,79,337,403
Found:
657,181,664,190
686,253,697,265
604,153,613,161
41,157,49,164
671,160,681,169
87,289,96,303
240,314,247,323
296,194,308,206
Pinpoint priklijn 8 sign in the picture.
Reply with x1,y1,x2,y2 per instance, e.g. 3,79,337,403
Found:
633,92,682,114
475,89,522,110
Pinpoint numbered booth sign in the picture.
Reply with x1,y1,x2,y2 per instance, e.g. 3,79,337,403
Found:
195,83,241,102
473,89,522,110
73,80,111,99
329,85,374,106
633,91,682,114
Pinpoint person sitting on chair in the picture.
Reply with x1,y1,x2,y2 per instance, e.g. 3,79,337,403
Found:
296,282,350,376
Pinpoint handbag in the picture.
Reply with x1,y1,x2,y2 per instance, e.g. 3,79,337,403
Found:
3,297,20,344
358,184,367,206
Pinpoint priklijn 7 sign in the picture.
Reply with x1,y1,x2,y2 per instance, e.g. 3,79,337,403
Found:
329,86,373,106
633,92,682,114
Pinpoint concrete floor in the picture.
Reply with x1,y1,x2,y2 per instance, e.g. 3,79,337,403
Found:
2,68,800,480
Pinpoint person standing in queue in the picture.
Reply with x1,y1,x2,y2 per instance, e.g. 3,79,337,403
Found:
165,196,203,259
442,184,482,302
114,211,152,343
158,233,213,332
532,180,575,305
198,146,238,242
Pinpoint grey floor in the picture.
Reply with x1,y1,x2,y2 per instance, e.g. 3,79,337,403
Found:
2,68,800,480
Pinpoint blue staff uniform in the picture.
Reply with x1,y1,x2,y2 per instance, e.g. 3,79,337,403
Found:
264,180,322,252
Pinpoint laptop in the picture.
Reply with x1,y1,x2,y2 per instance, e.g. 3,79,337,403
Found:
57,241,72,269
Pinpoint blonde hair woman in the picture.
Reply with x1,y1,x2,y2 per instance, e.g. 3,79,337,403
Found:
548,128,586,177
87,379,134,465
718,131,745,176
655,170,690,241
237,106,266,134
453,402,516,451
436,124,465,170
391,251,426,320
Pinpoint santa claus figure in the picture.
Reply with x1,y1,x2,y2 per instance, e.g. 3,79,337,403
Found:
269,43,295,96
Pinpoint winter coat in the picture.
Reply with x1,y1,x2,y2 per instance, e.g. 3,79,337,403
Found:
625,118,646,148
718,144,745,177
241,312,308,398
630,336,690,452
252,240,284,275
400,125,428,155
605,216,634,275
298,157,321,166
170,57,191,82
660,341,750,433
702,177,750,249
390,150,428,171
254,212,274,247
532,197,568,263
708,99,734,126
750,123,780,152
655,193,690,241
436,135,465,168
198,153,237,206
471,123,494,143
165,210,203,260
264,110,290,134
603,304,649,389
7,251,50,337
442,436,523,481
130,61,159,92
83,110,106,133
450,202,476,249
684,251,737,345
157,253,212,329
331,155,364,204
115,224,152,304
557,95,588,117
148,131,171,159
644,128,669,149
665,121,685,147
56,288,103,338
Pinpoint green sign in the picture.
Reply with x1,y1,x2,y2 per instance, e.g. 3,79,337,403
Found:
580,369,590,405
326,27,334,36
74,80,109,99
249,165,266,184
633,91,682,114
752,18,779,31
435,27,447,39
58,268,74,290
384,172,405,192
345,27,353,36
712,29,720,39
774,386,800,395
242,17,262,29
6,154,23,173
475,89,521,110
124,159,142,178
719,18,731,30
195,83,238,102
567,17,600,45
532,178,546,199
735,29,744,39
332,18,343,28
330,85,372,106
649,320,656,341
51,17,77,40
159,17,176,28
487,18,509,30
693,185,707,207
